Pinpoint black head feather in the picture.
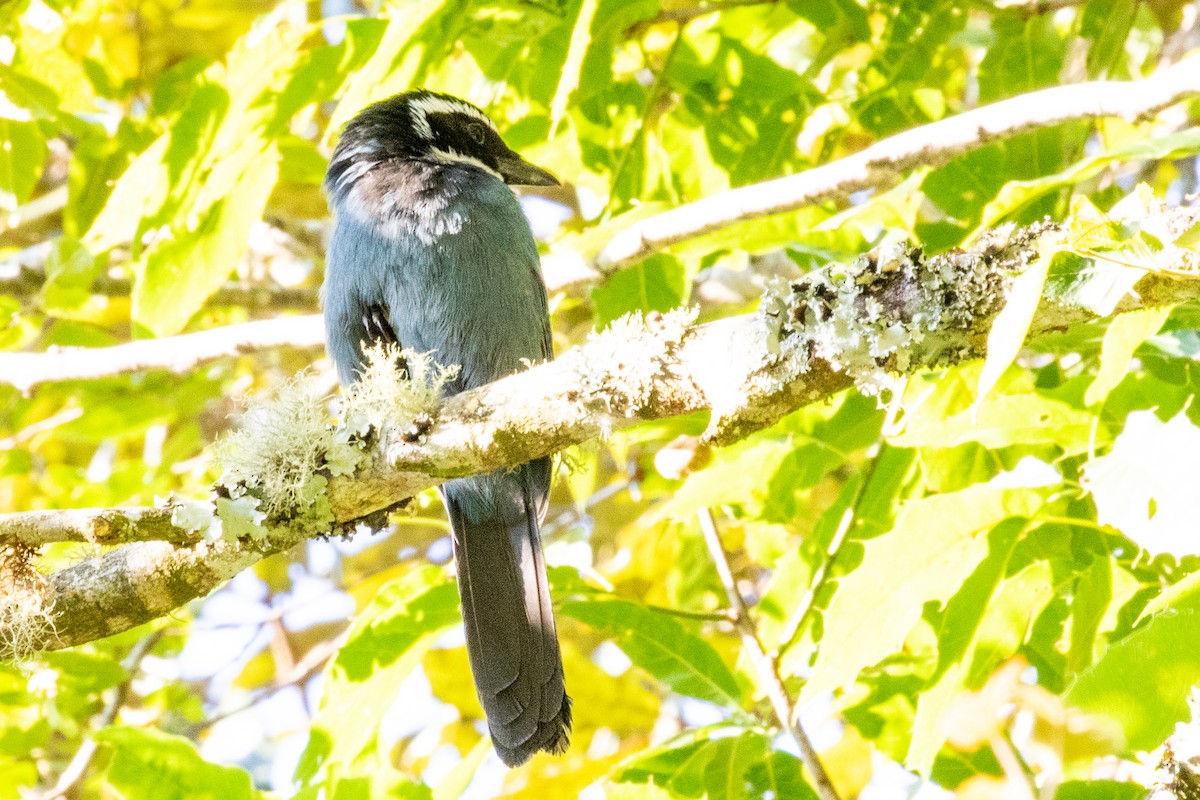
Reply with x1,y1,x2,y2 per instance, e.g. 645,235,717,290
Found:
326,90,558,197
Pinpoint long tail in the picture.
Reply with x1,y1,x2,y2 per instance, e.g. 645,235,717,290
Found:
444,458,571,766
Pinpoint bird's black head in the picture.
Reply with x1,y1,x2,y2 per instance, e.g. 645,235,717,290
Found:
326,90,559,193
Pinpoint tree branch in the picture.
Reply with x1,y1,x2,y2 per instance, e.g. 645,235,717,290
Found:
0,315,325,393
4,215,1200,656
0,261,320,313
594,55,1200,272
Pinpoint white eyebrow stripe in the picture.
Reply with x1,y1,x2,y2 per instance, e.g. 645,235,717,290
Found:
408,94,497,135
428,147,502,182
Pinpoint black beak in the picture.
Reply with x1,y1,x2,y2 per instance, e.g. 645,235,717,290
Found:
495,151,560,186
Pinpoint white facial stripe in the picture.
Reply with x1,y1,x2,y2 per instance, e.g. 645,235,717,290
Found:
410,107,432,141
333,140,381,163
428,147,502,181
336,159,374,188
408,95,496,130
407,95,498,143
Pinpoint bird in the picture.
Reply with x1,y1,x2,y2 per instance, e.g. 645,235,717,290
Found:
322,90,571,766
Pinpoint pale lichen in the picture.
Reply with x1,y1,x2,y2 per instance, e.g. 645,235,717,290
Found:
340,343,458,442
210,342,455,539
767,238,1020,396
0,545,56,661
577,308,698,420
215,373,332,520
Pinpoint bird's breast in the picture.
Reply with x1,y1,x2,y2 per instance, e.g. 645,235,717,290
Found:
347,172,550,394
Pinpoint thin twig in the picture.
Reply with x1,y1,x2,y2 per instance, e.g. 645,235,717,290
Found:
776,445,889,659
697,508,841,800
774,503,856,659
644,602,735,623
626,0,778,35
1,187,67,236
41,630,163,800
187,634,341,735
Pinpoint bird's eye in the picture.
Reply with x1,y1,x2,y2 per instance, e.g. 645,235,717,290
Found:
467,123,486,145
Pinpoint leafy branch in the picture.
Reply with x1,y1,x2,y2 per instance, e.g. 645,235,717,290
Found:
594,54,1200,271
5,57,1198,390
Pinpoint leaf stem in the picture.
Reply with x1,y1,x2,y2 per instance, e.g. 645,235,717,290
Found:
777,444,887,660
43,631,163,800
604,27,683,217
698,508,841,800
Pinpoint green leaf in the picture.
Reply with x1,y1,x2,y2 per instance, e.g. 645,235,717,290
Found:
1066,605,1200,752
617,730,814,800
42,650,128,695
1048,251,1144,318
894,362,1095,453
1085,307,1170,406
906,517,1025,773
132,145,279,335
1055,781,1143,800
851,2,964,137
649,438,791,522
1082,409,1200,557
84,17,348,335
97,726,256,800
41,237,101,315
560,597,744,707
786,0,870,60
802,485,1045,703
975,131,1200,234
550,0,600,132
1080,0,1137,78
977,12,1066,103
617,738,714,798
1066,554,1112,678
976,238,1054,406
901,392,1094,452
921,11,1076,237
0,757,37,800
592,254,688,328
0,118,46,212
324,3,457,145
296,568,459,784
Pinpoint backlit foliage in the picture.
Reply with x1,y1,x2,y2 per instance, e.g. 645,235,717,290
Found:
2,1,1200,798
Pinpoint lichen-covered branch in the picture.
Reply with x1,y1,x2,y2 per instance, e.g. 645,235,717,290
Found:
4,215,1200,657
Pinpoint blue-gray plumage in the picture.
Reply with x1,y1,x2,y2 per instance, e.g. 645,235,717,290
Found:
322,91,570,766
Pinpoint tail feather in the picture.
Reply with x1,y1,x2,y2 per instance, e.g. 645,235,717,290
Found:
445,460,571,766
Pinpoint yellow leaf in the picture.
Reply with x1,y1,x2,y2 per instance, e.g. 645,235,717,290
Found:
975,235,1056,407
1084,306,1170,406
